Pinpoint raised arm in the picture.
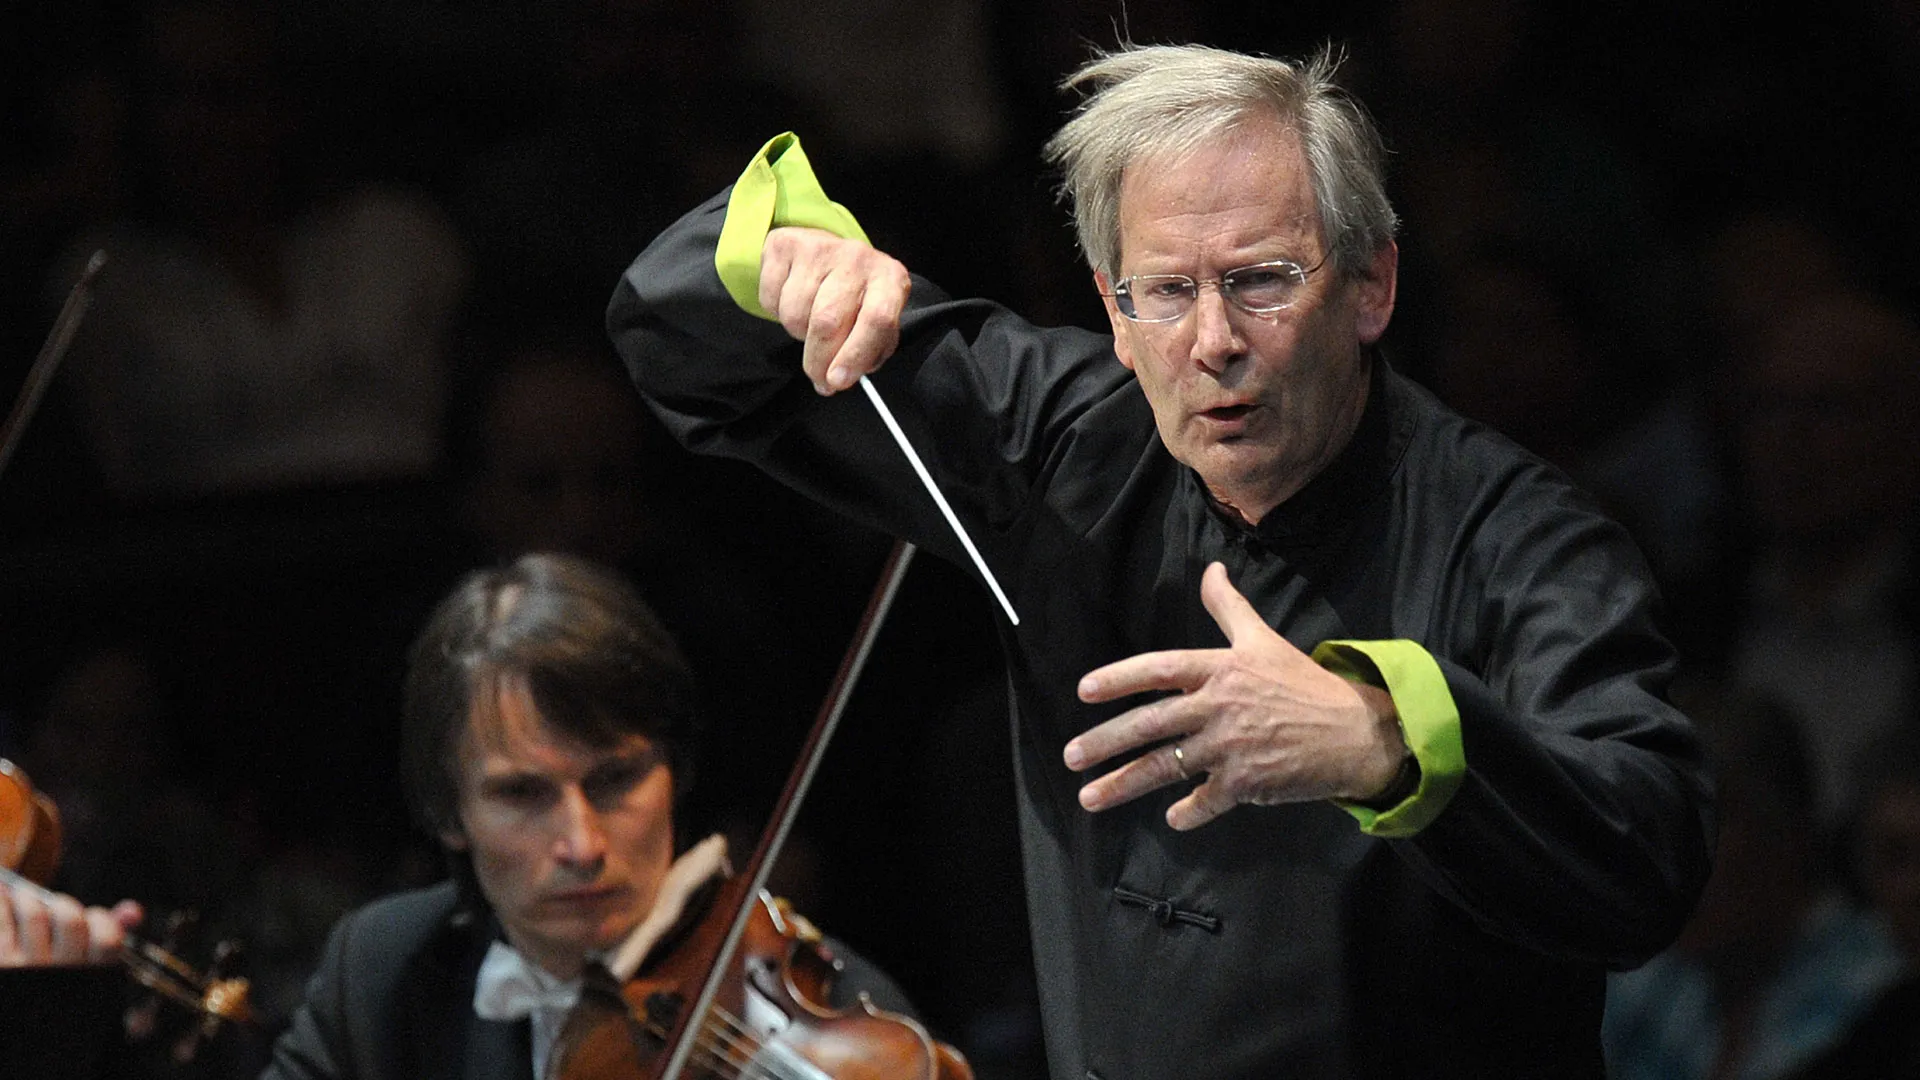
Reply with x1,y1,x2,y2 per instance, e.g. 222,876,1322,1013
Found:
609,134,1129,578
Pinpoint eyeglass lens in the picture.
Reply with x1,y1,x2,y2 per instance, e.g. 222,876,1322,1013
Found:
1116,261,1310,321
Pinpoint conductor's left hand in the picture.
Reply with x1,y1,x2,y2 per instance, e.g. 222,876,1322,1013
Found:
1063,562,1410,830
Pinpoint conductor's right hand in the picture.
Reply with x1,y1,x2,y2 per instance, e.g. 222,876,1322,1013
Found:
0,879,142,967
760,226,912,395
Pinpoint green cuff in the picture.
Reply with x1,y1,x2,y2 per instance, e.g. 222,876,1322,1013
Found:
1314,639,1465,838
715,132,871,320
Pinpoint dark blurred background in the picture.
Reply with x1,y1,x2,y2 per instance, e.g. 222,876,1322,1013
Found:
4,1,1920,1077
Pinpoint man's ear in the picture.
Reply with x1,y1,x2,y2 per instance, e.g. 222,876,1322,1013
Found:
440,826,469,852
1094,270,1138,372
1353,240,1398,346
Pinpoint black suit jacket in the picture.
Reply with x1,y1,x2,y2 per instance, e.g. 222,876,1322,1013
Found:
260,882,528,1080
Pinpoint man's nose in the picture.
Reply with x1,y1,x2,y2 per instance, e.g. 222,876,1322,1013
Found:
552,786,608,870
1188,284,1245,373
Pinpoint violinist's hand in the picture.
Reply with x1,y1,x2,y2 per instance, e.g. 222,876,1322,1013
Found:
1063,562,1410,830
0,881,142,967
760,226,912,396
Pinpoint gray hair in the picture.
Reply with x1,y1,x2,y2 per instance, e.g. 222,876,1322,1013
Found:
1042,43,1398,280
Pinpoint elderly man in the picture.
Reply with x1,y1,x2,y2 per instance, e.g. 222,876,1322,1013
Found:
1,553,920,1080
609,42,1713,1080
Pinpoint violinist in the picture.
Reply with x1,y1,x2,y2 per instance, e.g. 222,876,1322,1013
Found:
3,552,917,1080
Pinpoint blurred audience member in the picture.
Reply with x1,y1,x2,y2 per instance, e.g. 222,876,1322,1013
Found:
723,0,1040,309
1723,289,1920,827
1605,686,1906,1080
1414,242,1727,618
1361,0,1721,630
1697,205,1873,375
455,326,650,570
1645,203,1874,667
1367,0,1688,373
1791,731,1920,1078
24,640,247,928
453,0,807,320
47,0,468,501
233,827,406,1044
1,7,128,367
734,0,1007,170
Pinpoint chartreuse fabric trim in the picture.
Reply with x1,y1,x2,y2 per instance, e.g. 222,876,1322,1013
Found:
714,134,1468,838
1316,640,1465,837
716,132,869,320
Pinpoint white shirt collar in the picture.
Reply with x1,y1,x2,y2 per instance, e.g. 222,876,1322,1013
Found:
468,833,732,1078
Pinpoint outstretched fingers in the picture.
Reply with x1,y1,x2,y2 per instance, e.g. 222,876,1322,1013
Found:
1076,647,1217,707
1068,649,1220,769
1073,735,1198,812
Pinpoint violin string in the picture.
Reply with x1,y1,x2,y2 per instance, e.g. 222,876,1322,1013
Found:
636,999,755,1079
625,1016,746,1080
646,1008,834,1080
696,1006,770,1078
661,1010,754,1080
605,985,825,1080
697,1024,754,1077
690,1031,766,1080
690,1003,820,1080
575,988,762,1080
690,1039,748,1079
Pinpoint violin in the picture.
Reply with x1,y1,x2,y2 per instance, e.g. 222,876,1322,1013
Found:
0,758,255,1045
548,542,973,1080
558,886,970,1080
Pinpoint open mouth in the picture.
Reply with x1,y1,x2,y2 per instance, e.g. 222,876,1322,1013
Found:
1202,404,1254,421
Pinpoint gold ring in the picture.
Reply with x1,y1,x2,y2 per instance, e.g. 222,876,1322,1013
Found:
1172,744,1190,780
